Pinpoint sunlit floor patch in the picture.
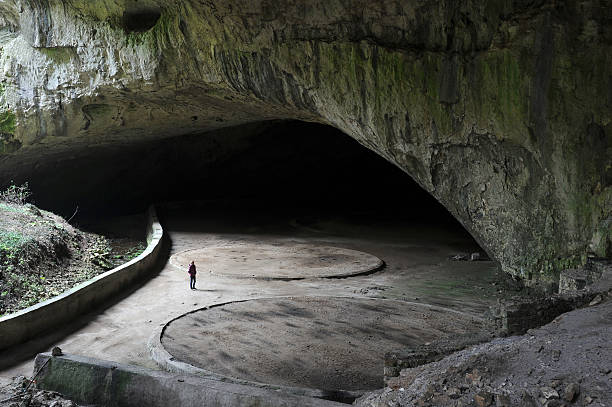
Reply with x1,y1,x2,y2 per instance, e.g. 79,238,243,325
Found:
170,243,383,279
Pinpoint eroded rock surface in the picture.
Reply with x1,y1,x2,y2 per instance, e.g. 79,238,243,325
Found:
0,0,610,281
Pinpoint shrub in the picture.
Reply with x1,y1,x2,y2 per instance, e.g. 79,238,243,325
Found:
0,182,31,205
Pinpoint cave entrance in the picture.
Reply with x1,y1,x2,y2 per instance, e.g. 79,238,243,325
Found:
20,119,488,264
149,120,496,399
13,120,500,400
26,120,473,232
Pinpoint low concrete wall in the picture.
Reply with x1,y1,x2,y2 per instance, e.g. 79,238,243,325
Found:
0,206,165,350
34,353,345,407
384,332,493,382
490,261,612,336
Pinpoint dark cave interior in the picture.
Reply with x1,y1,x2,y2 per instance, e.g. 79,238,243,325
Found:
10,120,474,241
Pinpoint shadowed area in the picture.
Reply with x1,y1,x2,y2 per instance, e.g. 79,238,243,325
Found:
4,120,459,228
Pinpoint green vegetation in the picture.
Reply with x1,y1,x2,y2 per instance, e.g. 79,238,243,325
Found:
0,231,29,274
0,81,18,154
0,182,31,204
0,110,16,135
0,108,19,154
113,243,146,262
39,47,74,64
0,184,146,315
0,184,50,313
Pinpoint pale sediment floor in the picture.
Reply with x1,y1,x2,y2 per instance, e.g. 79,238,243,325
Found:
162,297,486,392
0,203,506,394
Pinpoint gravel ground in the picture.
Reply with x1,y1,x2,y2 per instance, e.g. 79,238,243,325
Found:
0,376,81,407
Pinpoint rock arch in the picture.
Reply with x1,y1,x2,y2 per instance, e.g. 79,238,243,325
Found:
0,0,609,282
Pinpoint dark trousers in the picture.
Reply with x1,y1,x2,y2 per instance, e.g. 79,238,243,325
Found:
190,275,196,289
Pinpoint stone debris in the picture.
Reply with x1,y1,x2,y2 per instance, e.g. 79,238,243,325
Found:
29,390,79,407
356,300,611,407
473,390,493,407
540,386,559,399
446,387,461,399
494,393,511,407
449,252,487,261
449,254,469,261
589,295,602,306
563,383,580,402
0,377,81,407
384,333,493,381
559,269,589,293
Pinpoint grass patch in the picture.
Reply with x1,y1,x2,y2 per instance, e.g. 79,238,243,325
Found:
0,184,146,315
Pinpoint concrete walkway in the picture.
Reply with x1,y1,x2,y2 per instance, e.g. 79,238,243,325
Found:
0,205,504,392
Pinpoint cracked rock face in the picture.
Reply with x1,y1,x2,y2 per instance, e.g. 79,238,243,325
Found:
0,0,610,282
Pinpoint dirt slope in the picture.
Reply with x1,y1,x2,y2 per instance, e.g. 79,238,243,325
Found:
0,200,143,316
356,298,612,407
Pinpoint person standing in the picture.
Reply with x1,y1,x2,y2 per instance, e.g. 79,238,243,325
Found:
188,261,197,290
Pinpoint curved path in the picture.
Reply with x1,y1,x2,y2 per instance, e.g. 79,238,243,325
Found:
0,204,503,394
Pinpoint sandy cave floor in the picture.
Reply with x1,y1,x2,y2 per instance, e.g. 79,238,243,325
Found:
170,243,383,279
162,296,485,391
0,203,512,401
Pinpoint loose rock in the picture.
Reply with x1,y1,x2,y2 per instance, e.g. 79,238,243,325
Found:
495,393,511,407
474,391,493,407
541,386,559,399
563,383,579,402
446,387,461,399
588,295,602,306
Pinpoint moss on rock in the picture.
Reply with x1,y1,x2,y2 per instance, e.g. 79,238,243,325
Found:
0,110,16,135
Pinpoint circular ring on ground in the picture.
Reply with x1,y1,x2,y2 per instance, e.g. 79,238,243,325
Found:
160,296,486,393
170,242,383,279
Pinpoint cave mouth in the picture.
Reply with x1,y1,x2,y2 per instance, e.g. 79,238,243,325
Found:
17,120,470,230
4,119,498,398
7,119,487,255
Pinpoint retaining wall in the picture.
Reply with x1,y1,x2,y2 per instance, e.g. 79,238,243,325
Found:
0,206,165,350
489,260,611,336
34,353,345,407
